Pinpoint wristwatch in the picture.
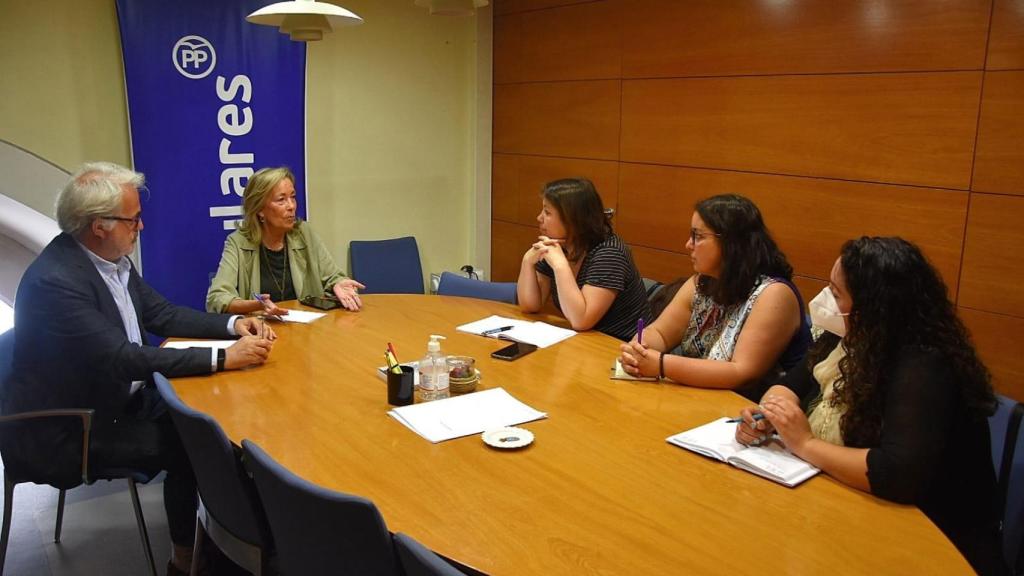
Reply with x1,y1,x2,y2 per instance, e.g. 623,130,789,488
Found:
217,348,226,372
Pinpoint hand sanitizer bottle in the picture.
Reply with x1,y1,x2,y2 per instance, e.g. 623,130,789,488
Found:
417,334,449,402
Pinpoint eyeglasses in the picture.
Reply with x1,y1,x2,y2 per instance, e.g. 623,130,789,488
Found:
102,213,143,230
690,228,721,244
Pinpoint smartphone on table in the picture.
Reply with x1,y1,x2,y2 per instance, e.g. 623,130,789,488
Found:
491,341,538,361
299,295,342,310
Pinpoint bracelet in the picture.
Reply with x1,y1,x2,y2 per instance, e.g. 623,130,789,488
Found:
658,352,666,380
217,349,226,372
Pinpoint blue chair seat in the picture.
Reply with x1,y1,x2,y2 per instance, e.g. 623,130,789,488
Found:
436,272,517,304
350,237,424,295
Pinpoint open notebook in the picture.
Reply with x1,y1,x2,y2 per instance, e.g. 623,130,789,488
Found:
456,315,575,348
666,417,819,487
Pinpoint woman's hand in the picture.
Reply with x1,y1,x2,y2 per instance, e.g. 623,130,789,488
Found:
618,341,661,378
332,279,365,311
734,406,775,446
540,237,570,272
254,294,289,317
760,394,813,455
523,236,562,266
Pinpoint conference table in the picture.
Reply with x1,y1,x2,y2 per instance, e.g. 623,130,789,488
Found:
170,295,972,575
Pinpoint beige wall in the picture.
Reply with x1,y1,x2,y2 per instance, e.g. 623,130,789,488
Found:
0,0,491,284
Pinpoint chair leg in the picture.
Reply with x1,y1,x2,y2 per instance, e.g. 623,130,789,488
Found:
1,476,15,575
190,515,204,576
54,489,66,543
127,478,157,576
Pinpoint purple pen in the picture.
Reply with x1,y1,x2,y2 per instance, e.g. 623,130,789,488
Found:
637,318,644,345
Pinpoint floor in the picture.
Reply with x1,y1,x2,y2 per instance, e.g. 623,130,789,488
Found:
1,462,172,576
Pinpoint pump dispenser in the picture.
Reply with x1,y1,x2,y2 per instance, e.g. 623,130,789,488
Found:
417,334,449,402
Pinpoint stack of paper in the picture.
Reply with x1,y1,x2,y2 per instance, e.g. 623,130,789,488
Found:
275,309,326,323
388,387,547,443
456,315,575,348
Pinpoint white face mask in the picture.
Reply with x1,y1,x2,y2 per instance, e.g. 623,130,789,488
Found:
808,287,849,337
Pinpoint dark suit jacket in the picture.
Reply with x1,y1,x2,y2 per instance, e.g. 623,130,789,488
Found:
1,233,235,486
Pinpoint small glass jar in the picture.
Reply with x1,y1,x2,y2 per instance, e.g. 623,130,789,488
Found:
447,356,478,394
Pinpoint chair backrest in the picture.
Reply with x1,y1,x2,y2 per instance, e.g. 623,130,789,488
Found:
350,237,424,295
242,439,399,576
436,272,516,304
0,328,12,392
990,393,1024,573
393,533,464,576
152,373,269,548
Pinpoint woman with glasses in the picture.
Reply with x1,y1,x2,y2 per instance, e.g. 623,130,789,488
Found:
735,237,1003,575
618,194,810,400
517,178,652,341
206,167,364,314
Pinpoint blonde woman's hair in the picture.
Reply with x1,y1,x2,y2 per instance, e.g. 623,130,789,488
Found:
238,167,295,244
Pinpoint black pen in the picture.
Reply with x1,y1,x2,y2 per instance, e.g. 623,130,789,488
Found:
726,413,765,424
482,325,514,336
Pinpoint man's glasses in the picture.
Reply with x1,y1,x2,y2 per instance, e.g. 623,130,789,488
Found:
690,228,721,244
102,213,143,230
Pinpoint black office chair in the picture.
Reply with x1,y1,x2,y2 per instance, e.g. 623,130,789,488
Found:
436,271,517,304
152,373,273,575
0,329,158,575
350,237,425,294
990,393,1024,574
393,533,466,576
241,439,401,575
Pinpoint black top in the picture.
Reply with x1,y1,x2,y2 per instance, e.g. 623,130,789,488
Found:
536,234,653,342
260,244,296,302
782,344,1005,575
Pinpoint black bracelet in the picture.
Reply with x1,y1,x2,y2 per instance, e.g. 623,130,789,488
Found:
658,352,666,380
217,348,226,372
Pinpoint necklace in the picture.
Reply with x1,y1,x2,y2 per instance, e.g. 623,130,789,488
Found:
260,240,289,300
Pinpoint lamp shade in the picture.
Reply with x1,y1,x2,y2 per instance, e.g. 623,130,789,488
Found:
414,0,488,17
247,0,363,42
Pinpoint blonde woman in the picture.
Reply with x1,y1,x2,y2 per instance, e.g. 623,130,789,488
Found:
206,167,364,314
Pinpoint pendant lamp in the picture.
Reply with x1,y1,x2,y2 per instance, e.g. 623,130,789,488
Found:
414,0,488,17
247,0,363,42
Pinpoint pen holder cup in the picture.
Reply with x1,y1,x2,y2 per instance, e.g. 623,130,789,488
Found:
387,366,416,406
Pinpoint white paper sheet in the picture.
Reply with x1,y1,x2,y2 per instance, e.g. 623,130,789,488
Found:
274,309,327,323
163,340,236,350
388,387,547,443
456,315,575,348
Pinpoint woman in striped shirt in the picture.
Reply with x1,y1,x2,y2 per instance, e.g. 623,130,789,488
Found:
517,178,652,341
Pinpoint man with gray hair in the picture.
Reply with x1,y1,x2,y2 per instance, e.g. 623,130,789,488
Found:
3,162,274,575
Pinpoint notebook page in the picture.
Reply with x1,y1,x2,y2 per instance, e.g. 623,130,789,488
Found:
728,443,820,487
666,417,745,462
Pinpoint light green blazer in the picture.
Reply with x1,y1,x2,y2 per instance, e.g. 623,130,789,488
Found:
206,221,347,313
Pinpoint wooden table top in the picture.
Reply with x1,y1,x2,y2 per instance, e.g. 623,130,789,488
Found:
170,295,970,575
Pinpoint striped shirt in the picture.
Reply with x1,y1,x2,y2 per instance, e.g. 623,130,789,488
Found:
536,234,652,341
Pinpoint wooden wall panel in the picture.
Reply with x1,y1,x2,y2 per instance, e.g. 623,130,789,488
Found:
494,0,596,16
491,220,543,282
493,80,621,160
509,1,620,83
621,0,990,78
629,245,692,284
616,163,968,295
972,71,1024,195
959,193,1024,316
620,73,982,189
988,0,1024,70
493,13,523,84
492,153,519,222
492,154,619,226
961,307,1024,402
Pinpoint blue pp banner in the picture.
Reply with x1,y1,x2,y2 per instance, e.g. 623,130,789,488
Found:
116,0,306,310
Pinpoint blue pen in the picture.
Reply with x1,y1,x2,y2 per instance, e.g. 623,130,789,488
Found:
252,292,282,321
726,413,765,424
637,318,644,345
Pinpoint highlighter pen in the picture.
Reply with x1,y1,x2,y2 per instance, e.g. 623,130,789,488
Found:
482,326,514,336
637,318,644,345
726,413,765,424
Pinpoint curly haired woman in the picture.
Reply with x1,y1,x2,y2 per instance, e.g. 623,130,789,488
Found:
736,237,1004,575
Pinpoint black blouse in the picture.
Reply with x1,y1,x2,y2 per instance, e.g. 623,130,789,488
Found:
782,344,1005,575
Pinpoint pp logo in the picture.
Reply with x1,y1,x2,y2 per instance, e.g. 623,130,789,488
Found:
172,35,217,79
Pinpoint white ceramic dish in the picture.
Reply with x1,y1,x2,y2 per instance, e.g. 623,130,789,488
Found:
482,426,534,449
